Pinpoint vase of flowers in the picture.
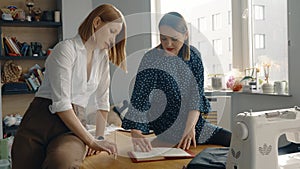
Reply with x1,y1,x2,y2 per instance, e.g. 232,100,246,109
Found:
262,64,273,93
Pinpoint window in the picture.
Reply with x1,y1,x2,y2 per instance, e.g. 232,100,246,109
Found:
254,5,265,20
198,17,207,32
213,39,222,56
250,0,288,82
254,34,265,49
153,0,232,81
152,0,288,87
212,13,222,31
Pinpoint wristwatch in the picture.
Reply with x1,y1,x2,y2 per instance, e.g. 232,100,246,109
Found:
97,136,104,140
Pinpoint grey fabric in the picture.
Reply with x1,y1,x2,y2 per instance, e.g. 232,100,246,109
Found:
187,147,229,169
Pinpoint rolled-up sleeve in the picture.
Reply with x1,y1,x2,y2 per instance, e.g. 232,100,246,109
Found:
90,57,110,112
46,42,74,113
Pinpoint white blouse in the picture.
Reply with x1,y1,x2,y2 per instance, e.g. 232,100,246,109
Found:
36,35,110,114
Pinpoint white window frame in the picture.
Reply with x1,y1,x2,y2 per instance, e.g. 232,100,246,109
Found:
232,0,251,71
150,0,161,47
228,37,232,51
228,10,232,24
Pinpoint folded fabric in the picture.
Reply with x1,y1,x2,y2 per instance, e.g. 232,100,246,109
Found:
186,147,229,169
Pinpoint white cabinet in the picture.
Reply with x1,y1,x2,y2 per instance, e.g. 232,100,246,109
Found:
206,95,231,131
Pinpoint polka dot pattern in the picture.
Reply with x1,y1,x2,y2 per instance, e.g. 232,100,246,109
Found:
122,46,218,144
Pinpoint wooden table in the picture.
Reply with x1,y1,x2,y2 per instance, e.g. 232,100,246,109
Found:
80,131,220,169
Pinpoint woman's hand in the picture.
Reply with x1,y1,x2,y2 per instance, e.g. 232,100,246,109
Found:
88,139,117,155
131,129,152,152
177,126,196,150
177,110,200,150
86,147,100,157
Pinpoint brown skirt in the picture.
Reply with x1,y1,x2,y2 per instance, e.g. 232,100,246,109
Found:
11,97,86,169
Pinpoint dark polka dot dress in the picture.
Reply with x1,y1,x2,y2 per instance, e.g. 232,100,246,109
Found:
122,45,219,144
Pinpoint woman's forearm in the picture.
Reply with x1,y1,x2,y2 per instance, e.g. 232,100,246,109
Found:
185,110,200,130
95,110,108,138
57,109,94,146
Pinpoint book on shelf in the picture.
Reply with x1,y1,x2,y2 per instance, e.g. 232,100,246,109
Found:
1,32,4,55
11,37,22,51
32,68,44,83
27,74,40,91
24,79,33,91
3,42,9,55
3,37,14,55
20,42,30,56
23,64,45,91
128,147,195,163
3,36,21,56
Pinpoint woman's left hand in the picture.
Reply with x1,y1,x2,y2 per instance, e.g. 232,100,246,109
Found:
177,110,200,150
86,147,101,157
177,126,196,150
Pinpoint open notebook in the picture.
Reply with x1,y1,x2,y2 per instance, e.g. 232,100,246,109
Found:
128,147,195,163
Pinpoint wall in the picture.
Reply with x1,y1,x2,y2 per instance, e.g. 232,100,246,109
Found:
92,0,152,104
60,0,151,105
61,0,93,39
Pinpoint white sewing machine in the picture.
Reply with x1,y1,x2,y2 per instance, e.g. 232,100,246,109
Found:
226,106,300,169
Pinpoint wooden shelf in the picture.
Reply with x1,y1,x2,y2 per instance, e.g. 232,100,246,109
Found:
0,20,62,28
0,55,47,60
2,90,36,95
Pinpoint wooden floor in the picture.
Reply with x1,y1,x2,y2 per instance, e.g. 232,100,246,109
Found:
80,131,221,169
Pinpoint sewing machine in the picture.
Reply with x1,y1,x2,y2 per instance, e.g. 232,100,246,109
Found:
226,106,300,169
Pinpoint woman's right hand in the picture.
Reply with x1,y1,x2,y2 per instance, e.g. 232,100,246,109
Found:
88,139,117,155
131,129,152,152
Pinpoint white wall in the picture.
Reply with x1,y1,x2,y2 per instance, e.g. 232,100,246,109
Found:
92,0,152,104
61,0,93,39
60,0,151,104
